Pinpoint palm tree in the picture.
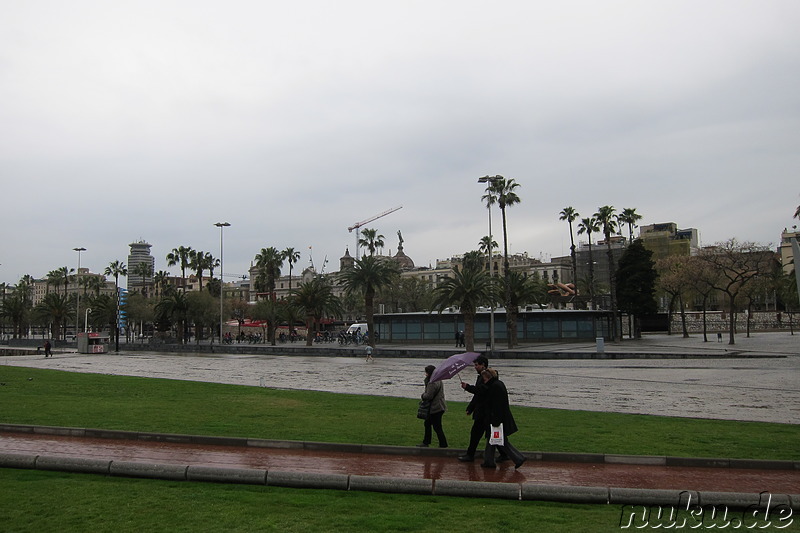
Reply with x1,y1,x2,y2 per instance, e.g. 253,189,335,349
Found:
189,250,214,291
338,255,400,347
618,207,643,244
153,271,171,297
254,247,284,301
166,246,195,292
559,207,580,292
358,228,385,256
506,271,548,343
130,262,154,297
478,236,498,256
431,263,496,352
291,277,343,346
34,292,72,341
595,205,620,340
282,247,301,293
104,260,127,347
577,216,600,309
155,291,190,344
483,177,521,347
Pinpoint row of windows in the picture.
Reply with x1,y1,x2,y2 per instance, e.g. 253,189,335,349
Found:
375,313,610,342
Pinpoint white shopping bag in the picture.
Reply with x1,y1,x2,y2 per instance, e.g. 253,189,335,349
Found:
489,424,504,446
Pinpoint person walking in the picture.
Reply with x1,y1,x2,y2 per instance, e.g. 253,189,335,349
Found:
417,365,448,448
457,356,492,461
479,368,526,469
44,340,52,358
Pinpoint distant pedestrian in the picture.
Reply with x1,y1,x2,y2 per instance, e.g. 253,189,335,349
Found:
455,331,460,347
44,340,52,358
364,345,374,362
717,332,723,342
417,365,448,448
459,331,465,347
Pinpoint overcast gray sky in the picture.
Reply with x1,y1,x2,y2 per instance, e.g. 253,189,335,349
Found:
2,0,799,285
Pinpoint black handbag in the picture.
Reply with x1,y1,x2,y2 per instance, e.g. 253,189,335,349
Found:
416,400,431,420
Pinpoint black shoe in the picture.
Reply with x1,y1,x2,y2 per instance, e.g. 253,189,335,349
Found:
416,443,429,447
515,457,527,469
480,462,496,469
457,455,474,462
439,444,448,448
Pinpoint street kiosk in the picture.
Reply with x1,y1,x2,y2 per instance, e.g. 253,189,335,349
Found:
77,332,109,354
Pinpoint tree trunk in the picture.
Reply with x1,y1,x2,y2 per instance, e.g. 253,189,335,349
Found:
727,293,736,345
679,294,689,338
464,313,475,352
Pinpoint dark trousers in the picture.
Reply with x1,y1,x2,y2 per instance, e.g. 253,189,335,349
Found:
423,411,448,447
465,418,486,457
483,436,525,467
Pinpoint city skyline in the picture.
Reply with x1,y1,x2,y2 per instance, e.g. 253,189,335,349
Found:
2,1,798,285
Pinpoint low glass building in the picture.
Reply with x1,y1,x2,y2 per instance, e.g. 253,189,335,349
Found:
374,309,614,344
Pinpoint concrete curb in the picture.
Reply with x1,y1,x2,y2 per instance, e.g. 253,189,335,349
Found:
0,451,795,507
1,423,797,471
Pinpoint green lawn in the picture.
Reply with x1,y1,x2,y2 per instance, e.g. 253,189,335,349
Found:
1,366,798,532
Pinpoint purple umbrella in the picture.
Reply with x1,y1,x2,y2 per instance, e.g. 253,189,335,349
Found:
429,352,481,383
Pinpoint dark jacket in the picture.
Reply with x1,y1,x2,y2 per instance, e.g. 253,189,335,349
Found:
483,376,518,436
464,374,490,421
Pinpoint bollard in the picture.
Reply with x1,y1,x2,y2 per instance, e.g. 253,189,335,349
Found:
596,337,604,354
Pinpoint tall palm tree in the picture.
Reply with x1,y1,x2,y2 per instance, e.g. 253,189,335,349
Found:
189,250,214,292
104,260,127,347
431,263,496,352
254,247,284,301
595,205,620,340
291,277,343,346
153,270,171,297
577,216,600,309
559,207,580,291
483,177,521,347
338,255,400,348
166,246,195,292
618,207,643,244
358,228,385,256
282,247,301,293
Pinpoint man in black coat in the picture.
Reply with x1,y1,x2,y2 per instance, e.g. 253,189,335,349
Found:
480,368,526,469
458,356,505,462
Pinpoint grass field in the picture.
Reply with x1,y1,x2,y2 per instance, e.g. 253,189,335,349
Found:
1,365,798,532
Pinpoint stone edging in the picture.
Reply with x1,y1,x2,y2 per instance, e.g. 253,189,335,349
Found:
1,424,796,471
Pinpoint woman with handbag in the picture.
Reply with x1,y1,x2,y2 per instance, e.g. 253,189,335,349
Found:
417,365,448,448
480,368,526,469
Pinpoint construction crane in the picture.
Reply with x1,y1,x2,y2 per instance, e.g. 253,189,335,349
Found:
348,205,403,259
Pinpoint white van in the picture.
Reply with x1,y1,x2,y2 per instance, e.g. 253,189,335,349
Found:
346,323,368,335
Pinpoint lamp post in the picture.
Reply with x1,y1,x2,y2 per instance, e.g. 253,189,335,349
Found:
85,308,92,333
478,175,502,353
73,247,86,338
214,222,230,344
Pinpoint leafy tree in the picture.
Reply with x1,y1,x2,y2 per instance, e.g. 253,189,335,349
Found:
125,292,155,340
2,292,28,339
697,239,776,345
684,256,720,342
291,277,343,346
616,240,658,338
189,251,216,292
153,271,171,298
656,255,691,337
559,207,580,289
85,293,117,333
431,260,496,352
254,247,284,301
166,246,194,292
339,255,400,347
252,298,283,345
186,291,217,345
358,228,385,256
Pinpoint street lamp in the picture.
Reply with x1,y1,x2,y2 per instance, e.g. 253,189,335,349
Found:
214,222,230,344
478,175,502,353
73,247,86,338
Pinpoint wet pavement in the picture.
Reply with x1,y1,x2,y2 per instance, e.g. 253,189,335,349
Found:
1,430,798,496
